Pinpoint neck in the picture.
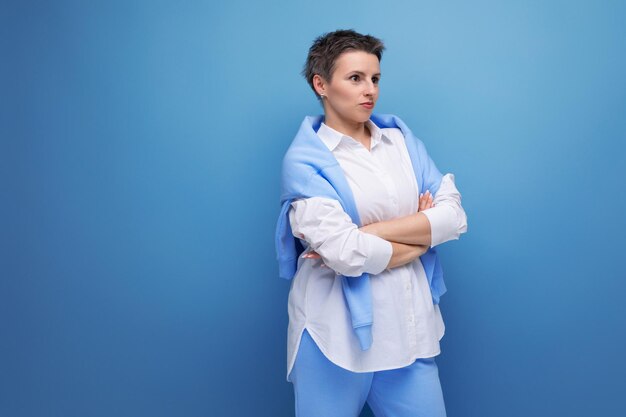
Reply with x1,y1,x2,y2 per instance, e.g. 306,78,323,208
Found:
323,114,366,138
322,112,372,150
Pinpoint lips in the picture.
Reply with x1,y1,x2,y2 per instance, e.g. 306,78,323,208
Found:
360,102,374,108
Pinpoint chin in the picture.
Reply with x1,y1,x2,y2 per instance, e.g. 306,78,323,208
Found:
356,112,372,122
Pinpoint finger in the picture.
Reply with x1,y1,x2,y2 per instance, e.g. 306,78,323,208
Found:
420,191,431,210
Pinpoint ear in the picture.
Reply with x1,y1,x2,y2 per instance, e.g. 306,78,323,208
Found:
312,74,327,96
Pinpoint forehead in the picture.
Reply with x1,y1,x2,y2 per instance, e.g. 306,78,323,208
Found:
333,50,380,73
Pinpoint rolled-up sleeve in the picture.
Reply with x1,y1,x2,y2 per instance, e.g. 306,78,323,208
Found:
289,196,393,277
421,173,468,248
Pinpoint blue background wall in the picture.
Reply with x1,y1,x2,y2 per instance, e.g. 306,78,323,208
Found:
2,1,625,416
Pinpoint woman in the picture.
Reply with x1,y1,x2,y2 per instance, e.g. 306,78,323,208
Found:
275,29,468,417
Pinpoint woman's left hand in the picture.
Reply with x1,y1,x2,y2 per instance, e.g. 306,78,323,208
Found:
302,250,326,268
302,251,321,259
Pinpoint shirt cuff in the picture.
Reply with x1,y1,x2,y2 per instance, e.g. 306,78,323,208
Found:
422,205,457,248
362,233,393,275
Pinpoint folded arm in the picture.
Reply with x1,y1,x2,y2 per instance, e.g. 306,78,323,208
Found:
387,241,430,269
361,173,468,248
289,197,426,276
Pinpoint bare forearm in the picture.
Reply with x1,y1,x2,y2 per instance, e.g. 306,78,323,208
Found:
362,212,432,246
386,241,428,269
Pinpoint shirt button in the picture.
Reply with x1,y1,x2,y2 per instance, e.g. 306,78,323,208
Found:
408,316,414,323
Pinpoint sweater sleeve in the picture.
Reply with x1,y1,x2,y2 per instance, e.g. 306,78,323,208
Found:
421,173,468,248
288,196,393,277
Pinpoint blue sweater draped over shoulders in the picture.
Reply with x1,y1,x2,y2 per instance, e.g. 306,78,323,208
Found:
275,113,446,351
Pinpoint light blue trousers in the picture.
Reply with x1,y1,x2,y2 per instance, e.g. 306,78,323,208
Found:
289,329,447,417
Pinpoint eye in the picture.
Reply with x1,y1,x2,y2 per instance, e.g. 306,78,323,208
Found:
350,74,360,81
373,76,380,84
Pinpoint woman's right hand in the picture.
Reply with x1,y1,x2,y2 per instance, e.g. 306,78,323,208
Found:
418,190,434,211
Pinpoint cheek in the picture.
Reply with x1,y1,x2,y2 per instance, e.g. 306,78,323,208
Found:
333,84,357,104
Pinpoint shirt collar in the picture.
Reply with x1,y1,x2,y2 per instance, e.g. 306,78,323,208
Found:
316,118,390,152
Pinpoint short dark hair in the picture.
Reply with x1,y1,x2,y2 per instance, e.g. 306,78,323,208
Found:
301,29,386,101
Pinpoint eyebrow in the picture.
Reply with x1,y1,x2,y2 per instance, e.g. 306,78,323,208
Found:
349,71,382,77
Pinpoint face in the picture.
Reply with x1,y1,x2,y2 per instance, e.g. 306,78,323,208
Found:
314,50,381,124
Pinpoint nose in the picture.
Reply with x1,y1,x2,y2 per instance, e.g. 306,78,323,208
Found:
364,80,377,97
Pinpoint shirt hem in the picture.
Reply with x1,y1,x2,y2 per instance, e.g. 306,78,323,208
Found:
286,325,444,381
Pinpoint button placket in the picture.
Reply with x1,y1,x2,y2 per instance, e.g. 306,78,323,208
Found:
374,166,399,209
387,173,400,208
374,152,400,209
401,270,418,347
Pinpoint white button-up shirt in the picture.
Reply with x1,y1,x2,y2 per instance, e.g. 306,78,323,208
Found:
285,118,467,381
